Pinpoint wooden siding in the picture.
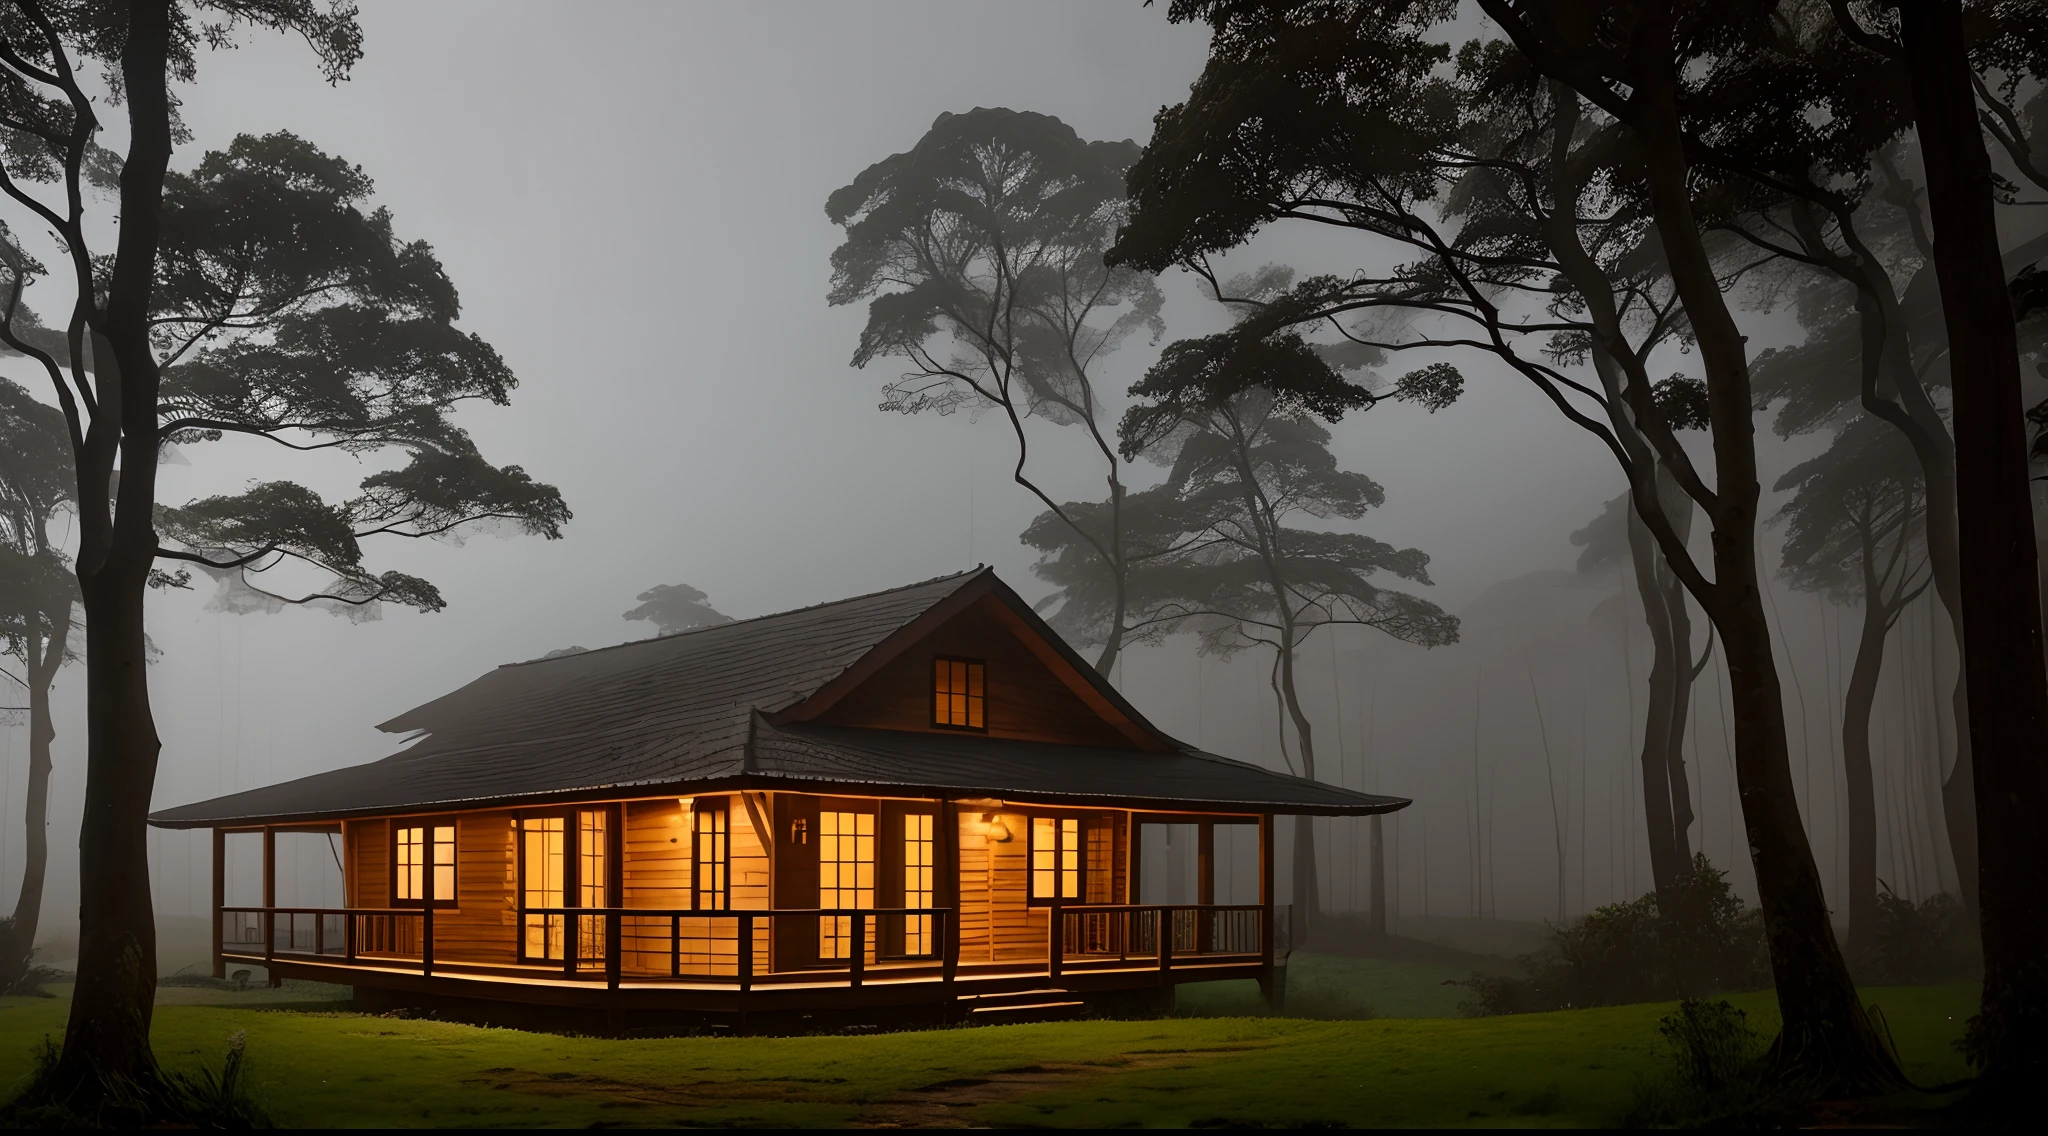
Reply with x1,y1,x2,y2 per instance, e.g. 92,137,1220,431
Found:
436,811,518,964
624,798,690,907
350,818,389,908
815,595,1133,747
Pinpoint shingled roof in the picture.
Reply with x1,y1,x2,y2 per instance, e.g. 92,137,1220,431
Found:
148,569,1408,827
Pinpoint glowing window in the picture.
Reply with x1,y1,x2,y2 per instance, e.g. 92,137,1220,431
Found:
904,813,935,956
577,809,608,962
819,810,875,960
1030,816,1081,902
932,657,986,730
522,817,565,960
394,822,455,906
693,800,728,911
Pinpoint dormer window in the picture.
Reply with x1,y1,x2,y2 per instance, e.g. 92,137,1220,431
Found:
932,657,986,730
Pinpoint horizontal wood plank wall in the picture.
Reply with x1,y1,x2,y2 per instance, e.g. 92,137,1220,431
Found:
435,811,516,965
353,818,389,908
987,806,1045,963
956,810,991,963
815,595,1132,747
624,798,690,976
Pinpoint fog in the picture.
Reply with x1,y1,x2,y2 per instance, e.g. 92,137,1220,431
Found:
0,0,1983,958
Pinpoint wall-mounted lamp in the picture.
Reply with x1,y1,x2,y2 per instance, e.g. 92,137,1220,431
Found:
676,797,694,813
983,813,1012,843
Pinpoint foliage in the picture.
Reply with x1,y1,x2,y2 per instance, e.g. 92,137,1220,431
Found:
623,582,731,635
5,1028,270,1128
1770,416,1925,604
6,131,569,618
0,916,60,997
826,105,1164,671
1624,999,1771,1128
1456,856,1769,1017
1867,888,1978,988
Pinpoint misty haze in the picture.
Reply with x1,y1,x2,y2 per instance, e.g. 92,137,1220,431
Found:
1,0,2044,1128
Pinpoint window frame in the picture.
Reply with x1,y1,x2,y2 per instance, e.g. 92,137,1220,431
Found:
515,805,619,964
390,815,458,909
1026,813,1085,907
930,655,988,732
691,798,730,912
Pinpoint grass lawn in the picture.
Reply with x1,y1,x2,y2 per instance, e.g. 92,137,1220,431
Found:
1177,952,1480,1020
0,982,1977,1128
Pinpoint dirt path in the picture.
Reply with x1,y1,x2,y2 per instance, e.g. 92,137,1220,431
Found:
850,1046,1260,1128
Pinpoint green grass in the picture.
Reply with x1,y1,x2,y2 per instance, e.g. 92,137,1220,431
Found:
1177,952,1479,1019
0,982,1978,1128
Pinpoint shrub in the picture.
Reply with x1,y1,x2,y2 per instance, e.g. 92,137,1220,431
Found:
1625,998,1770,1127
1456,855,1769,1015
1866,886,1977,986
0,916,62,997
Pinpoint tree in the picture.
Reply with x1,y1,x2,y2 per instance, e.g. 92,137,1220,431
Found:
0,7,569,1109
827,107,1163,675
1878,0,2048,1092
0,374,75,994
1570,478,1711,898
1114,0,1898,1088
1113,331,1459,945
623,582,730,635
1772,417,1929,964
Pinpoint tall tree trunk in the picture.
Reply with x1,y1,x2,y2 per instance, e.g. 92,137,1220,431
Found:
1632,75,1898,1088
55,0,176,1093
1841,546,1890,965
7,612,66,982
1625,504,1686,895
1897,0,2048,1088
1660,560,1699,866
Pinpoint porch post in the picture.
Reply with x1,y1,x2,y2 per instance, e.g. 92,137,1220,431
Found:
211,828,225,979
262,826,279,986
1196,821,1215,954
1257,813,1279,1012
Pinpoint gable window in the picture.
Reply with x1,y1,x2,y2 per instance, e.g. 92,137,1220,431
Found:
693,799,729,911
1029,815,1082,903
393,820,456,908
932,657,986,730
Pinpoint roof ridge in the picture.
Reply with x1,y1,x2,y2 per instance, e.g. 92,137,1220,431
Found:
498,566,989,670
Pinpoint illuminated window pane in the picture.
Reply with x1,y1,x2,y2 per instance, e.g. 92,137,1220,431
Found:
819,810,875,959
1060,818,1079,899
694,802,728,911
577,810,608,963
905,813,934,955
933,658,986,729
433,825,456,903
396,826,424,902
522,817,564,960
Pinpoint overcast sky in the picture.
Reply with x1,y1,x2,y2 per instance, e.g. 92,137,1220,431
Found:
6,1,1922,938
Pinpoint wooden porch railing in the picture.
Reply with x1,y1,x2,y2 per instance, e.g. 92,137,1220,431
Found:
1043,903,1266,980
219,906,957,989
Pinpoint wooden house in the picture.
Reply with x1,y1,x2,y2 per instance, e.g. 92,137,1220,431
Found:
149,569,1406,1025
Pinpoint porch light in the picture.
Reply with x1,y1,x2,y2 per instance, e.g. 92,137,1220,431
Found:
983,814,1012,843
676,797,693,812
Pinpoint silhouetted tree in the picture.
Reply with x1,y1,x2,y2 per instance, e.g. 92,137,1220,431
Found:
624,582,731,635
1114,0,1897,1088
0,7,569,1106
1571,479,1711,896
0,374,76,994
1115,321,1458,945
1872,3,2048,1088
827,107,1162,675
1773,418,1929,965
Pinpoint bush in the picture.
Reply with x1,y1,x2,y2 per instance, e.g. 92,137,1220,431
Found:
0,917,62,997
1866,886,1977,986
1457,855,1769,1015
1625,998,1770,1127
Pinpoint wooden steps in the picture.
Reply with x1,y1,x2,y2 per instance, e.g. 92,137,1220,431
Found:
957,987,1087,1022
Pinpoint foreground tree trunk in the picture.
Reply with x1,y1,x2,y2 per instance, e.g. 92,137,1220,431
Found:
1625,509,1686,895
1897,0,2048,1089
1626,73,1900,1092
53,0,176,1095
